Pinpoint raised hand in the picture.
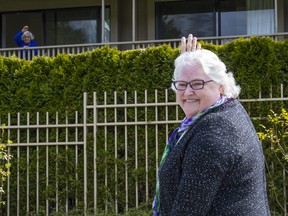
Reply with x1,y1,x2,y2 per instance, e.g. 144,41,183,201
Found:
22,26,29,32
180,34,201,54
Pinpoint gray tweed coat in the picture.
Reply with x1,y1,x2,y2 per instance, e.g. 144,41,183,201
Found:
159,99,270,216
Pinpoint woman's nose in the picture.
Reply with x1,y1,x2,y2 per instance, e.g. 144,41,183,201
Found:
184,85,195,95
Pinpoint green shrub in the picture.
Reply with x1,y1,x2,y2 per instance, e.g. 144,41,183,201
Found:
258,109,288,214
0,125,13,206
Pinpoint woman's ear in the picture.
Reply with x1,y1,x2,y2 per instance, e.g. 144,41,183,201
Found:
219,85,224,95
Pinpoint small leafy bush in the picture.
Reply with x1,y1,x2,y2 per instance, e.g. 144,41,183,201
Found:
258,108,288,214
258,108,288,164
0,125,13,206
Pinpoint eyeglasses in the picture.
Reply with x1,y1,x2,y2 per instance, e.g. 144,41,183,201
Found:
172,79,213,91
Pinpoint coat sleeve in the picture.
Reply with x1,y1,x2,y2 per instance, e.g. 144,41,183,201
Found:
170,120,234,215
14,31,23,47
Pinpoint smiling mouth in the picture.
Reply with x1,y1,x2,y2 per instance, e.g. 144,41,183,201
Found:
186,99,198,103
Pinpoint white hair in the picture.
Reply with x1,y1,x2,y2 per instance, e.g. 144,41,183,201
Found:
171,49,241,98
21,31,35,40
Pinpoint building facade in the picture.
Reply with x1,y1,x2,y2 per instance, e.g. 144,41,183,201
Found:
0,0,287,48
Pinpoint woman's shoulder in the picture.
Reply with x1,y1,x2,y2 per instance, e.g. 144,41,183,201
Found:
202,99,248,124
184,99,254,145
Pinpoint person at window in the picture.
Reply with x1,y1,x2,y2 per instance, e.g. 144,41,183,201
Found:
14,25,38,60
152,34,271,215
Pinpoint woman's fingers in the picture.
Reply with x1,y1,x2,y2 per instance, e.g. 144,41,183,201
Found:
192,36,197,51
181,37,186,54
180,34,201,53
186,34,192,52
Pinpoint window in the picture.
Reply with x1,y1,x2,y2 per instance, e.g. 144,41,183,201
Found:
156,0,215,39
2,6,110,48
219,0,275,35
3,12,43,48
45,8,101,45
156,0,275,39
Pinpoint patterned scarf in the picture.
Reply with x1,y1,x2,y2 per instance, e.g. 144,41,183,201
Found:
152,96,231,216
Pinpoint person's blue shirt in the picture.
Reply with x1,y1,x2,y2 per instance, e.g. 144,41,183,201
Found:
14,30,38,60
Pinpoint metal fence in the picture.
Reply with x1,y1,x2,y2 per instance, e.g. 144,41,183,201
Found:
1,87,288,215
1,32,288,60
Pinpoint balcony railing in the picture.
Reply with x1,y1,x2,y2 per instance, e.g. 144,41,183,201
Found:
1,32,288,60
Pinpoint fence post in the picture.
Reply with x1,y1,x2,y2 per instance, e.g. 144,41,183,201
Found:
83,92,88,215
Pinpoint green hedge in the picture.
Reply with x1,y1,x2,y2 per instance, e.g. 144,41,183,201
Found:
0,37,288,215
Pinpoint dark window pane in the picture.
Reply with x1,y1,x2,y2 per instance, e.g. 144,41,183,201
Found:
3,12,43,48
156,1,215,39
45,8,100,45
2,6,110,47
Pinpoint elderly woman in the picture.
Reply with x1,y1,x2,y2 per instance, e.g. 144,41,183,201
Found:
153,35,271,215
14,25,38,59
